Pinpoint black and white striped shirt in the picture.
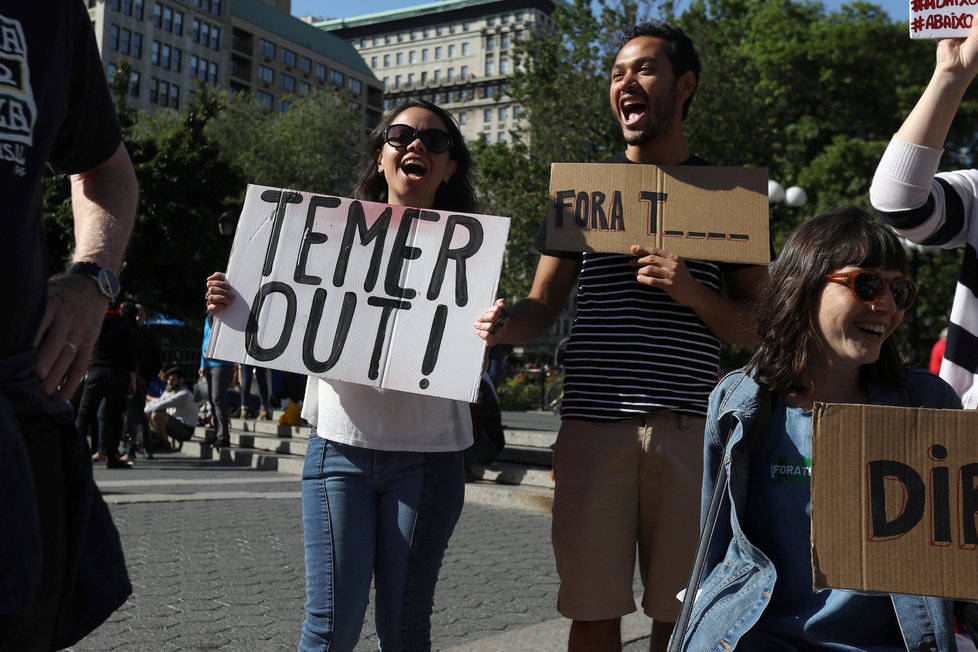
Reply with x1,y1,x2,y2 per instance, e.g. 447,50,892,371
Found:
542,152,737,419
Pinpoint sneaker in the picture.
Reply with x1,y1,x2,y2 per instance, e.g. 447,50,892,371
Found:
106,457,133,469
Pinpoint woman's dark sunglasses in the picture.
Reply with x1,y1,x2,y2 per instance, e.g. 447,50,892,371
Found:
384,124,452,153
824,270,919,310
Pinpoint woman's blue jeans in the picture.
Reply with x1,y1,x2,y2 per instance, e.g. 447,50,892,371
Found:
298,436,465,652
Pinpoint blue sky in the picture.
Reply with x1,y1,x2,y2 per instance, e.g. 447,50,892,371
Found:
290,0,908,22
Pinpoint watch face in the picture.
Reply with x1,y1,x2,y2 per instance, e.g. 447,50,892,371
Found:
97,268,121,299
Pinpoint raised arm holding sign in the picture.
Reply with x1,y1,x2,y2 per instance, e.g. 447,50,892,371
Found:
205,100,507,650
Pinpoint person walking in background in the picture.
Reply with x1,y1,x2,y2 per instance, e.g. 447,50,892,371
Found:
206,99,480,651
237,364,272,420
0,0,137,647
672,207,961,650
475,22,765,652
76,300,138,468
870,15,978,408
931,327,949,375
200,313,234,448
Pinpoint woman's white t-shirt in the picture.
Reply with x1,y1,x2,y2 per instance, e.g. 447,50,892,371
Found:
301,377,473,452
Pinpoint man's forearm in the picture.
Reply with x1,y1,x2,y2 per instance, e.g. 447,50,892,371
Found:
70,143,138,270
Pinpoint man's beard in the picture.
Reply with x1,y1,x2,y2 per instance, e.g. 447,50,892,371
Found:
622,84,678,146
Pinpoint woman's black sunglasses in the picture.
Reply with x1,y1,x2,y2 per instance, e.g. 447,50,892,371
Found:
824,269,919,310
384,124,452,153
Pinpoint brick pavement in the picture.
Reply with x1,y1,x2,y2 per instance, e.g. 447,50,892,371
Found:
72,459,659,651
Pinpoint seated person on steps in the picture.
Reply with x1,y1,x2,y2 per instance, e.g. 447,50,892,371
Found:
144,366,198,446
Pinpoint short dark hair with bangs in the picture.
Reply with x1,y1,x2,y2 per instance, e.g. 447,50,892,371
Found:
747,206,909,393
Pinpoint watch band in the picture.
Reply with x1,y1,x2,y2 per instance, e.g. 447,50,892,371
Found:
66,261,120,301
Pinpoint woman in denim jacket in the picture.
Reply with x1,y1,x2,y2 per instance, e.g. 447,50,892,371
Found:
675,207,963,651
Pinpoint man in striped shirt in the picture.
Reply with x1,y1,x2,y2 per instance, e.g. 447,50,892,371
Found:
869,20,978,409
476,22,765,652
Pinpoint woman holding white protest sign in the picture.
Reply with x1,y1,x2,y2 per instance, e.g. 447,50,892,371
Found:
669,207,966,651
206,99,478,651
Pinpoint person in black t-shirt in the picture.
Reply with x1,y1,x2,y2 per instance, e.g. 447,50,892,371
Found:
0,1,138,648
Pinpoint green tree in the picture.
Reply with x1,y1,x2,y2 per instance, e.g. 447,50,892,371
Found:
205,89,362,195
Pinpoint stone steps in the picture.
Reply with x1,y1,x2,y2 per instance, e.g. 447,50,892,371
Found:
177,412,558,510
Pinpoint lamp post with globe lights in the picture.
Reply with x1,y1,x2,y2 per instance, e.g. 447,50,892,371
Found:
767,180,807,253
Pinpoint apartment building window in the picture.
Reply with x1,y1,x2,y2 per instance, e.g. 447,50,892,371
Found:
461,42,469,56
498,131,506,142
162,6,172,31
255,90,273,111
483,109,491,123
370,56,377,68
174,10,183,35
383,54,390,67
500,57,509,74
486,37,494,51
260,38,275,58
447,67,454,81
282,48,297,68
422,48,428,62
109,24,119,50
394,74,401,87
349,78,362,95
150,40,159,64
299,81,311,95
434,46,441,60
407,73,414,85
330,70,345,88
460,65,468,78
209,61,218,84
486,85,495,98
192,19,200,42
172,48,181,73
396,52,402,65
153,4,161,27
433,69,440,82
129,71,140,97
160,43,171,69
436,26,443,36
485,59,495,75
420,71,427,83
373,36,380,46
409,50,416,64
448,44,456,58
501,34,510,49
316,63,326,80
132,32,142,58
512,105,521,119
258,65,274,84
459,112,466,125
281,74,295,92
498,107,507,121
210,26,220,50
360,38,367,48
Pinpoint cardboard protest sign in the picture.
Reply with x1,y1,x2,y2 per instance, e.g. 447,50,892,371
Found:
909,0,975,39
206,185,510,403
811,402,978,601
545,163,770,265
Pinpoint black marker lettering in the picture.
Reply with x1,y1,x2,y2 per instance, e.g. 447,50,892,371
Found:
427,214,484,307
366,297,411,380
335,201,392,291
245,281,297,361
295,196,340,285
302,289,357,373
259,189,302,276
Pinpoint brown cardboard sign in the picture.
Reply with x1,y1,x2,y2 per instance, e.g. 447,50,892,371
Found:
811,402,978,601
545,163,770,265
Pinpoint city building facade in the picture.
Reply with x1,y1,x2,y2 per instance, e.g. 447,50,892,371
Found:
314,0,556,145
86,0,384,130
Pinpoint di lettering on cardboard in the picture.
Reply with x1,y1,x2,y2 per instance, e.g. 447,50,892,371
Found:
545,163,770,265
811,402,978,601
206,185,510,404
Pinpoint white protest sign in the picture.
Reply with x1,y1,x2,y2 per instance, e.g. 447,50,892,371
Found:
910,0,976,39
206,184,510,403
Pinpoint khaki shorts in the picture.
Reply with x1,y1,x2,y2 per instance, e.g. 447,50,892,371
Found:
551,412,705,622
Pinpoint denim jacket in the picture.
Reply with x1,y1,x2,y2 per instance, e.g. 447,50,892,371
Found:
676,368,962,652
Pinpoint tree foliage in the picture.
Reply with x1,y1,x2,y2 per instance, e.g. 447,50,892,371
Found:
42,64,366,328
469,0,972,364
